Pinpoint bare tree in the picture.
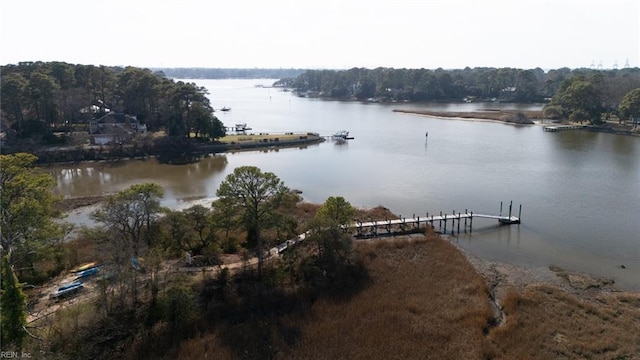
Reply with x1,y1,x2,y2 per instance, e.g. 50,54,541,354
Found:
216,166,288,278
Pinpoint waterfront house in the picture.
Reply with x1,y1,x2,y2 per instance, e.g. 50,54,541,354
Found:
89,112,147,145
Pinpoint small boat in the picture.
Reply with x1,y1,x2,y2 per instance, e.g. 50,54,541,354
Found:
70,262,98,273
332,130,354,140
74,266,100,280
221,106,231,112
50,281,84,299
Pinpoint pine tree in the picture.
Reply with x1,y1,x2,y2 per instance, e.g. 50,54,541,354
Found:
1,254,28,348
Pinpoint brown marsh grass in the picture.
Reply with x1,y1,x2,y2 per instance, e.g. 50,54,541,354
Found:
165,229,640,360
279,231,495,360
168,229,496,359
489,286,640,359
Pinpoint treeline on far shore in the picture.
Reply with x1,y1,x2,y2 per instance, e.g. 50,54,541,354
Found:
276,66,640,126
3,62,640,157
153,67,307,79
275,66,640,106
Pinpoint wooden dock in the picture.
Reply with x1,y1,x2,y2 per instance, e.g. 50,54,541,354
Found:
543,124,588,132
271,202,522,254
352,201,522,238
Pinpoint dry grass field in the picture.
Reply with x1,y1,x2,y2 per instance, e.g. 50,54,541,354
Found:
169,230,495,359
167,229,640,360
280,232,496,360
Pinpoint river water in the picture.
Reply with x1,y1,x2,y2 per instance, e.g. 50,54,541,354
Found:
46,79,640,290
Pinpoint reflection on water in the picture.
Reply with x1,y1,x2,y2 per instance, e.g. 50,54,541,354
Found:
47,155,229,205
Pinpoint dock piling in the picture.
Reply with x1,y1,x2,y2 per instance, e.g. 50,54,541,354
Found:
519,204,522,222
464,209,468,228
452,210,456,235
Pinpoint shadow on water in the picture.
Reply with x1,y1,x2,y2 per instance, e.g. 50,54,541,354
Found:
156,151,207,164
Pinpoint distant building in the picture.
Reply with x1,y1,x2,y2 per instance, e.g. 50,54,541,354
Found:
89,112,147,145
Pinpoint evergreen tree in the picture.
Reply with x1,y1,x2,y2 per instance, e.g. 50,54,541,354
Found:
1,254,28,348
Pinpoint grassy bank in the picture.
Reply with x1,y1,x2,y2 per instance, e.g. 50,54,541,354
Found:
219,132,319,144
219,132,324,149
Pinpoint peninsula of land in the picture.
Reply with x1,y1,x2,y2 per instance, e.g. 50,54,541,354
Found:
393,108,640,137
393,108,543,124
25,131,325,164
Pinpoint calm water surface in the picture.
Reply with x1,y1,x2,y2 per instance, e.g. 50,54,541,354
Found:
47,79,640,289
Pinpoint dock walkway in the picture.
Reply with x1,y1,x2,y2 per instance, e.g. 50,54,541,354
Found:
353,201,521,237
353,211,519,238
543,124,589,132
272,202,522,253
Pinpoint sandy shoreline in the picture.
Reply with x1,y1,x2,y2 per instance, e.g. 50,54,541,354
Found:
442,234,627,301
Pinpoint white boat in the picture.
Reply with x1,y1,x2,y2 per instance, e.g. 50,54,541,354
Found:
235,123,252,132
332,130,354,140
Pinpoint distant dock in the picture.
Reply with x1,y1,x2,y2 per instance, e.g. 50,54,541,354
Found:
543,124,589,132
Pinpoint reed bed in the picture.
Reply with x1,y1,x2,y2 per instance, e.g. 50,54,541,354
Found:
277,231,494,359
489,286,640,359
169,229,495,359
167,230,640,360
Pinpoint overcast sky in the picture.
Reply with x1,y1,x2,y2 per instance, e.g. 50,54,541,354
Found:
1,0,638,70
